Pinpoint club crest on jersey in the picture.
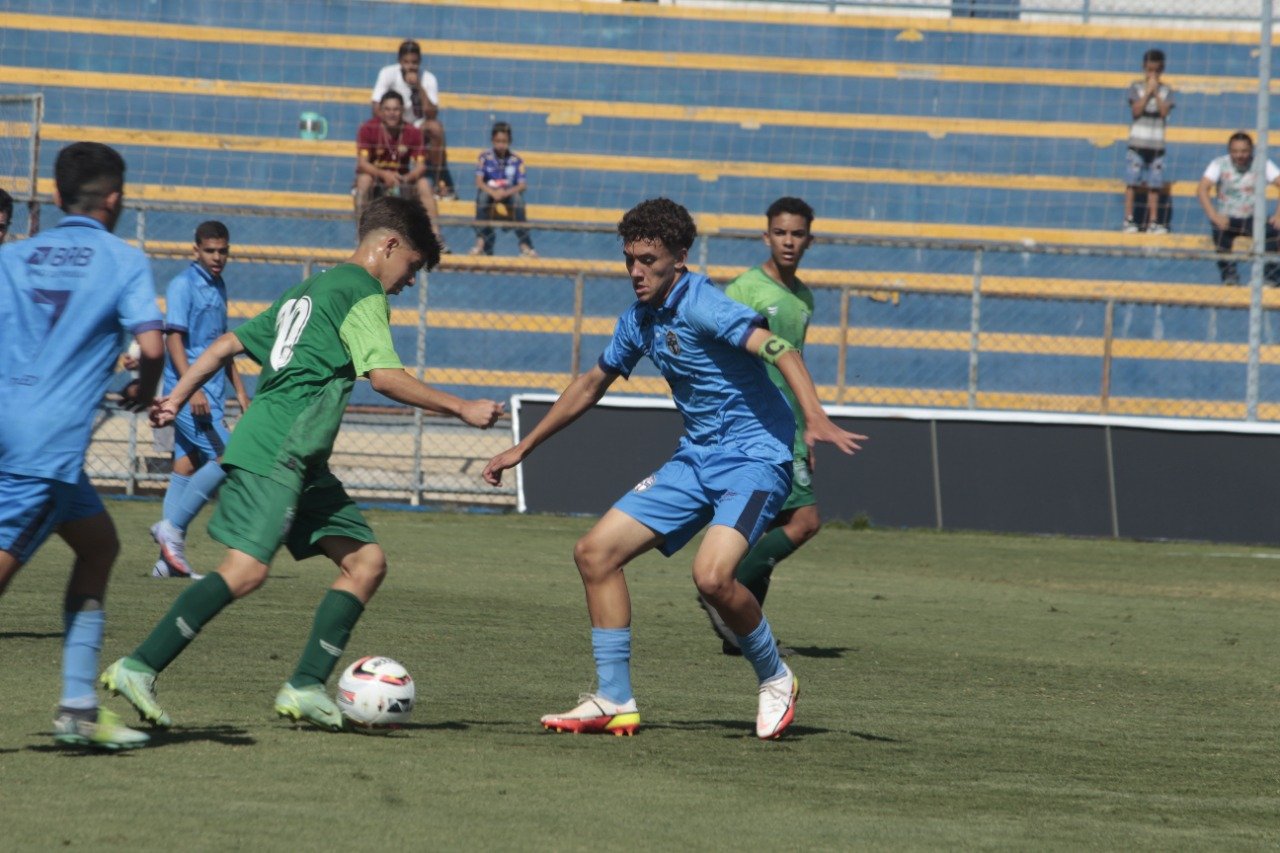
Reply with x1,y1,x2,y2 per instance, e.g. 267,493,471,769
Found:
665,331,680,355
633,474,656,492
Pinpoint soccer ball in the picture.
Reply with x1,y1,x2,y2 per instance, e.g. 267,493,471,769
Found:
335,656,415,733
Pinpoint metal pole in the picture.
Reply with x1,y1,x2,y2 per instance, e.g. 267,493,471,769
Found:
967,249,983,409
27,94,43,235
126,413,139,496
1245,0,1273,421
410,268,428,505
570,272,585,378
1100,299,1115,414
836,286,851,403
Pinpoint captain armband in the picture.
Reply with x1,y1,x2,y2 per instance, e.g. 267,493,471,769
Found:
759,335,796,366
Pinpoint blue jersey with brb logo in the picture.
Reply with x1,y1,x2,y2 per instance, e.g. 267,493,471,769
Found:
0,216,163,483
598,271,794,464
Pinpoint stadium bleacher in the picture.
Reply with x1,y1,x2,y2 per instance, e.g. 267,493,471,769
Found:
3,1,1278,418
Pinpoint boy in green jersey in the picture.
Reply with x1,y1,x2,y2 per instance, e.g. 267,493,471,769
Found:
101,197,504,732
699,197,841,655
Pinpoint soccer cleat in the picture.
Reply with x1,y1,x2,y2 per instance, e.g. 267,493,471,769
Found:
756,663,799,740
150,521,202,579
99,658,171,728
274,682,344,732
697,596,741,653
540,693,640,736
53,707,150,750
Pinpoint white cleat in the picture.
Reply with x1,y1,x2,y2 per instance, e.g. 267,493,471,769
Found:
540,693,640,736
150,521,202,579
756,663,799,740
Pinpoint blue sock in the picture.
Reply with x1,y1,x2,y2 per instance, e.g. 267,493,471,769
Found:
62,608,105,709
170,460,226,532
738,616,785,684
591,626,633,704
161,471,191,525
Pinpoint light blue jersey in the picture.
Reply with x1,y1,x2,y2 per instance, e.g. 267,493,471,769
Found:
162,261,228,412
0,216,163,483
599,271,794,465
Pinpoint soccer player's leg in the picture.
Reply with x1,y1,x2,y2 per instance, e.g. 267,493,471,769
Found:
152,409,225,579
700,455,799,739
271,473,378,732
0,472,63,596
104,467,287,726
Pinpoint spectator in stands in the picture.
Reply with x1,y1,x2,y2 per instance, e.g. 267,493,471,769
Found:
1197,131,1280,286
370,39,457,200
0,188,12,243
1123,49,1174,234
355,91,450,253
470,121,537,258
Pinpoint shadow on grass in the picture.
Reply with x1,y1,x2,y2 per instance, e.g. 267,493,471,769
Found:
0,631,62,640
648,719,901,743
785,645,854,659
25,725,254,755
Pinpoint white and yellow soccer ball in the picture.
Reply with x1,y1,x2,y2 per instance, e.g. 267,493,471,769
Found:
336,656,415,733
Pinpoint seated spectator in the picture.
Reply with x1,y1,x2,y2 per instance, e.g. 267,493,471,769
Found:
355,91,450,253
371,39,456,199
0,188,12,242
470,122,536,258
1197,131,1280,286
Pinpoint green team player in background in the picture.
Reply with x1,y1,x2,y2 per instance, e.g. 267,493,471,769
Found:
101,197,504,732
699,196,834,655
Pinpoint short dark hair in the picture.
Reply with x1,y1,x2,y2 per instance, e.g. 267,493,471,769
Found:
491,121,512,140
617,198,697,255
379,90,404,107
766,196,814,229
1143,48,1165,65
194,220,229,244
1229,130,1254,148
0,188,12,221
358,195,441,271
55,142,126,215
398,39,421,58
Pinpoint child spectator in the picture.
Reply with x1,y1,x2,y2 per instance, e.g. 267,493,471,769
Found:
1123,49,1174,234
470,121,537,258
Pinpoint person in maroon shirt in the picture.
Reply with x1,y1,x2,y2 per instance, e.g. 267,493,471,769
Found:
355,91,449,252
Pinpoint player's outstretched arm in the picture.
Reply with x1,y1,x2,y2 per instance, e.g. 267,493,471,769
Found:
744,327,866,463
367,368,503,428
122,329,165,412
482,364,617,486
151,331,244,427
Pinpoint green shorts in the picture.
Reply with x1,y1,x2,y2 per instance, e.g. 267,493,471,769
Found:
780,452,817,513
208,466,375,564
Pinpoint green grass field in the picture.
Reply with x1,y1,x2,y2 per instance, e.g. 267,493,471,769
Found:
2,501,1277,850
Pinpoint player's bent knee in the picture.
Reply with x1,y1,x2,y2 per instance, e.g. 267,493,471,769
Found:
572,535,617,582
344,545,387,593
691,567,734,603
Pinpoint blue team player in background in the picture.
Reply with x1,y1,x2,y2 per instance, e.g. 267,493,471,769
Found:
483,198,865,740
150,220,249,579
0,142,164,750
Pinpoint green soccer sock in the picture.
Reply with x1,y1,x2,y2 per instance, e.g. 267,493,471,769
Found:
735,527,798,607
132,572,234,673
289,589,365,689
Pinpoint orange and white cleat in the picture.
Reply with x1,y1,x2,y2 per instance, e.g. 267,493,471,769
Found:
540,693,640,736
756,663,799,740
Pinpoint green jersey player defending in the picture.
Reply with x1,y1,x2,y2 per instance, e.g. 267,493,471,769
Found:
101,197,504,732
699,197,831,655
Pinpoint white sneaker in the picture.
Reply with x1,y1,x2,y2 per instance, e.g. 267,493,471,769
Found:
150,521,202,579
756,663,799,740
540,693,640,736
1121,219,1140,234
1149,223,1169,234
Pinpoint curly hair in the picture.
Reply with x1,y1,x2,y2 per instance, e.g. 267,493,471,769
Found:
617,198,697,255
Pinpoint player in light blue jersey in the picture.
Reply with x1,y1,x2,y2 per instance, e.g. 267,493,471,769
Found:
483,198,865,740
0,142,164,750
150,221,250,579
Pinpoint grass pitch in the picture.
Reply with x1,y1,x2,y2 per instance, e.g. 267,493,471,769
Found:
2,502,1277,850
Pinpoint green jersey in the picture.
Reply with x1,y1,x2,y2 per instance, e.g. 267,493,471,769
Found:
724,265,814,456
224,264,403,483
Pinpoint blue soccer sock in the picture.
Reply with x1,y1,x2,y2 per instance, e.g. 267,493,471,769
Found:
61,602,105,710
591,626,633,704
161,471,191,525
170,460,226,532
738,615,785,684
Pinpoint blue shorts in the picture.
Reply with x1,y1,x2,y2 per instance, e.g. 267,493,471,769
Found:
0,471,105,564
613,443,791,557
174,407,229,464
1125,148,1166,190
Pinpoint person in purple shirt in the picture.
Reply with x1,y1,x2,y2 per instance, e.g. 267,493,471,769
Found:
0,142,164,750
483,198,865,740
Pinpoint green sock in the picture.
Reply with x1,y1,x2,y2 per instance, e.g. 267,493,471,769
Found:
132,572,234,673
289,589,364,689
735,528,798,607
